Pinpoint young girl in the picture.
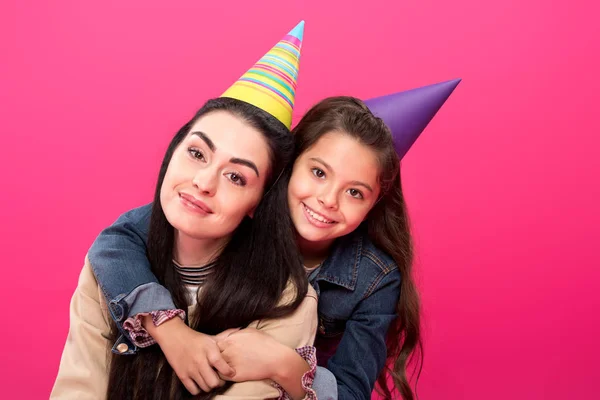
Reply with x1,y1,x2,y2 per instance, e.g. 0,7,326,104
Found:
83,81,459,399
52,22,322,400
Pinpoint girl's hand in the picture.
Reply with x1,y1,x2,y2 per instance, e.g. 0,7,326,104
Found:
144,316,235,394
215,328,285,382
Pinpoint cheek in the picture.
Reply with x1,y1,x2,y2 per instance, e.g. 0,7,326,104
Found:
160,156,192,207
159,182,168,208
341,201,372,225
163,158,186,188
173,148,199,178
220,188,262,218
160,167,176,202
288,172,314,200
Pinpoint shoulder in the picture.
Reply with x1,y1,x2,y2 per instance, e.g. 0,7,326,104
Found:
114,203,153,228
358,234,399,277
353,233,402,299
295,285,318,321
279,280,318,306
79,256,102,296
253,282,318,346
272,281,318,329
79,256,112,322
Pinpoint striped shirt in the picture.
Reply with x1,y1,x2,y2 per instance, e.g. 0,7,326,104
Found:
172,259,217,286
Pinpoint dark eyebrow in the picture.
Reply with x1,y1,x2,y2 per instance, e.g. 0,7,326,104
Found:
309,157,332,171
230,158,259,177
349,180,374,193
191,131,216,152
310,157,373,192
191,131,258,177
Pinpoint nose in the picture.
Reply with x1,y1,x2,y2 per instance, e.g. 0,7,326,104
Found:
192,168,218,197
317,187,339,211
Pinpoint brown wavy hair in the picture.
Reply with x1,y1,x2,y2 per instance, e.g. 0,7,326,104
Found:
292,96,423,399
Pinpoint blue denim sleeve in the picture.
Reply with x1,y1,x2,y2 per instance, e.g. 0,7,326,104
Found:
328,271,401,399
313,366,338,399
87,203,176,326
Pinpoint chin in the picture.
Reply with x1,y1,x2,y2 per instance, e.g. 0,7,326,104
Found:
162,211,181,231
177,227,213,241
171,222,193,237
167,213,198,235
297,227,327,243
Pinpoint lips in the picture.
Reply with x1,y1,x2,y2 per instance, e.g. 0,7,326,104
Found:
302,203,336,224
179,193,213,214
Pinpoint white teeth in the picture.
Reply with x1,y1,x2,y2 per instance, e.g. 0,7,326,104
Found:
304,205,334,224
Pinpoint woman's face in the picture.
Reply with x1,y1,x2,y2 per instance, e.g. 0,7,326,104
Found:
287,131,381,249
161,110,271,241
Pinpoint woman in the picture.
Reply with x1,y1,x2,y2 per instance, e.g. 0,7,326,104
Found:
52,21,322,399
81,95,429,400
51,96,318,400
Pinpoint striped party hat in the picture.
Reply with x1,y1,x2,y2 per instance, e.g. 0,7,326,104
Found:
221,21,305,129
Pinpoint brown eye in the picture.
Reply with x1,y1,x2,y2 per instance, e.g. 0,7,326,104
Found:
188,147,205,161
311,168,325,179
347,188,364,199
225,172,247,187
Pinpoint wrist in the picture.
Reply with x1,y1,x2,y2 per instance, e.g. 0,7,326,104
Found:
271,345,308,383
143,314,186,343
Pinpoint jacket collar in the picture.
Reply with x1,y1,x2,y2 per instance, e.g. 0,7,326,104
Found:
313,228,366,291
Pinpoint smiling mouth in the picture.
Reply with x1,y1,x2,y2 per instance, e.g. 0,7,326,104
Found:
179,193,213,214
302,203,336,224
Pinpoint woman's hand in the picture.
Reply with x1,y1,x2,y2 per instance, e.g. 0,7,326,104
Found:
144,316,235,395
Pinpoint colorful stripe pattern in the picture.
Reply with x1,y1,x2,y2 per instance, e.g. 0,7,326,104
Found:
221,21,304,129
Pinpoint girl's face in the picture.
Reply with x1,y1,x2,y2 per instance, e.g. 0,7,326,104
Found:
287,131,381,249
161,111,271,241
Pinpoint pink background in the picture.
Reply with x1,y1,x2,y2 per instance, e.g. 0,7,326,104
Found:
1,1,599,398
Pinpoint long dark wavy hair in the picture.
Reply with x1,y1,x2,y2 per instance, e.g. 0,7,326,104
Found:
106,97,308,399
291,97,423,400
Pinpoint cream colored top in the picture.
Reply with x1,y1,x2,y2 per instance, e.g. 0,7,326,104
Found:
51,257,318,399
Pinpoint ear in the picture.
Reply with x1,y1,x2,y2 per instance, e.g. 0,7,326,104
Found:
247,206,257,219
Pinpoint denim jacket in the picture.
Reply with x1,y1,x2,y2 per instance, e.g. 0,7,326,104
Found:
88,204,401,400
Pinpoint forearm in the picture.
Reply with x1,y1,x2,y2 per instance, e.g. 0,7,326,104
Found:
118,309,185,348
272,347,310,400
142,313,187,344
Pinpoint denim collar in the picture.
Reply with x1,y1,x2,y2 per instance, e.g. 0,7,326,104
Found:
313,227,365,291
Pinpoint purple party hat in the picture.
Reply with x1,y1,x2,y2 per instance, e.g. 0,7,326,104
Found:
364,78,461,159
